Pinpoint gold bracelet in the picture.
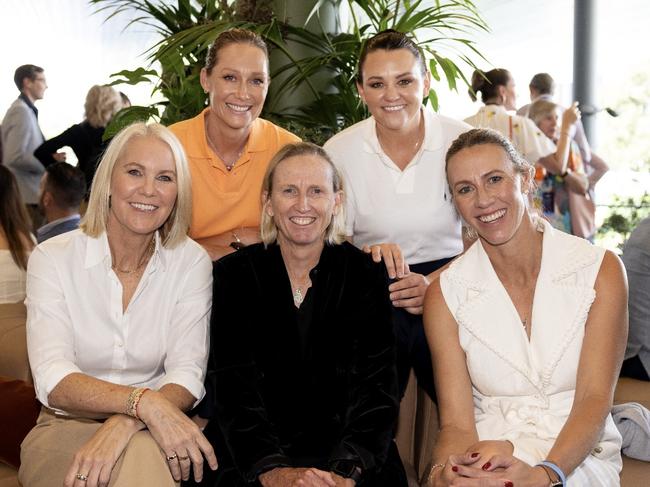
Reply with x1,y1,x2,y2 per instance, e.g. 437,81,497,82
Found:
125,387,149,419
426,463,446,485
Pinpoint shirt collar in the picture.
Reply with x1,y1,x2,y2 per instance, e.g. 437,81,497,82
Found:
37,214,80,238
362,106,445,155
84,231,166,271
19,93,38,118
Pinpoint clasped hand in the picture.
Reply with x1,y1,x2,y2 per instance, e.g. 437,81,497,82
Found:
259,467,355,487
431,442,549,487
64,390,217,487
363,243,429,314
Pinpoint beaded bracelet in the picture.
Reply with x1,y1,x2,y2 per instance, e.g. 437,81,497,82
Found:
125,387,149,419
536,461,566,486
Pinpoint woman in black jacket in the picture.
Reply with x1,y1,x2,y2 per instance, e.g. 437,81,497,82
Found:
198,142,406,487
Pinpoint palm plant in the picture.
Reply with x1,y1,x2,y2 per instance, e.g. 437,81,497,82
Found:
91,0,488,140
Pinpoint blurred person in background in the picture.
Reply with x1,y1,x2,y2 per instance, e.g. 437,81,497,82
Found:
36,162,86,243
1,64,50,227
0,165,35,304
35,84,123,193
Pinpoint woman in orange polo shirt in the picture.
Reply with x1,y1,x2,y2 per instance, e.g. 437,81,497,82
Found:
170,29,299,261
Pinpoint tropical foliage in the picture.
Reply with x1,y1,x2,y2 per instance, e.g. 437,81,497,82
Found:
91,0,488,140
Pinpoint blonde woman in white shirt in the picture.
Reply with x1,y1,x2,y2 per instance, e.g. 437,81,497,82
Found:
0,165,35,303
324,30,470,402
20,123,217,487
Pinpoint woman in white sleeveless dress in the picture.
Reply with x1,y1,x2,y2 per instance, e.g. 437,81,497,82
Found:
424,128,626,487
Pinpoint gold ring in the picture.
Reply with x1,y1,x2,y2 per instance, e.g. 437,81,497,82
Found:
166,453,178,462
179,455,190,461
75,473,88,481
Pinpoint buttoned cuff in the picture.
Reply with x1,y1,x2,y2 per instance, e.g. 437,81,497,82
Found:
247,453,292,483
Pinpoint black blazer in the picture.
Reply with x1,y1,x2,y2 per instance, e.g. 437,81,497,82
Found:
209,242,399,484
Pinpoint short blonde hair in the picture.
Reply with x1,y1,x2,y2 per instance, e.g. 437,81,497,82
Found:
80,122,192,248
260,142,346,246
85,85,122,128
528,99,559,126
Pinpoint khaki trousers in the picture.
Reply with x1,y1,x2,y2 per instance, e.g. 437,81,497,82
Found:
19,408,179,487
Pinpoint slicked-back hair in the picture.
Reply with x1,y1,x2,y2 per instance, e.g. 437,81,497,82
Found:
357,29,426,83
204,28,269,74
260,142,346,246
469,68,511,103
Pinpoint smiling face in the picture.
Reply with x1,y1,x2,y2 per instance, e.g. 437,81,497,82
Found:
107,136,178,240
447,143,530,246
265,154,342,250
200,43,269,132
357,48,430,133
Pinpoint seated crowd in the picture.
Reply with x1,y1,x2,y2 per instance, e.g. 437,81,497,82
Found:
1,28,647,487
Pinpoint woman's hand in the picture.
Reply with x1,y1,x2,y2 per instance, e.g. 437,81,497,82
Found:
63,415,143,487
137,390,218,483
480,455,551,487
362,243,408,279
389,272,430,314
561,102,580,130
259,467,337,487
428,453,483,487
331,472,355,486
463,440,513,468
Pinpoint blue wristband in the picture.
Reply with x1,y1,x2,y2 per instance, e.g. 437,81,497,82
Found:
537,461,566,486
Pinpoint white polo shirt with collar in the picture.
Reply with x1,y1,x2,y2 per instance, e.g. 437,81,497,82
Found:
324,108,470,265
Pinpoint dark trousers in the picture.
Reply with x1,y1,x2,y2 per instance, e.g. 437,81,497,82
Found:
393,257,455,403
620,355,650,381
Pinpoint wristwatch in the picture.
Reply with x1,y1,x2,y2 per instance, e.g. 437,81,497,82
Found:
330,460,363,482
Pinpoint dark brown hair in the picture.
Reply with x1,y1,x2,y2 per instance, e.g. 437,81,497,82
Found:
0,166,34,270
14,64,44,91
204,28,269,74
469,68,511,103
357,29,426,83
44,162,87,210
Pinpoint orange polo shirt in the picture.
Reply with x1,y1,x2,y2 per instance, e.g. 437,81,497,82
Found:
170,109,299,240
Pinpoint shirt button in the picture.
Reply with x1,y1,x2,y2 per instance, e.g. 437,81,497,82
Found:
593,446,603,454
117,341,123,348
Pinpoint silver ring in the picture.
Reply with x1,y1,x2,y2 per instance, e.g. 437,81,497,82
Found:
75,473,88,481
166,453,178,462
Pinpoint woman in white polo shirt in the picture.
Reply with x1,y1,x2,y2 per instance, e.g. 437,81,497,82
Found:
324,30,470,401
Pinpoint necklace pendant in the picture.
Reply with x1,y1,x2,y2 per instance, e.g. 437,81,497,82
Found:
293,287,303,306
226,164,233,171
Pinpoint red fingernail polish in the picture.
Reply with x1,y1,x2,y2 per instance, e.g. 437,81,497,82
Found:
482,462,491,470
451,466,459,472
505,482,513,487
471,452,479,458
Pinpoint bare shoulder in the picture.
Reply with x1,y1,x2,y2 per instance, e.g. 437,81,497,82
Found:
596,250,627,293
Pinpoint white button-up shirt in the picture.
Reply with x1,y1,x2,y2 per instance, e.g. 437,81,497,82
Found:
26,229,212,412
324,108,469,265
